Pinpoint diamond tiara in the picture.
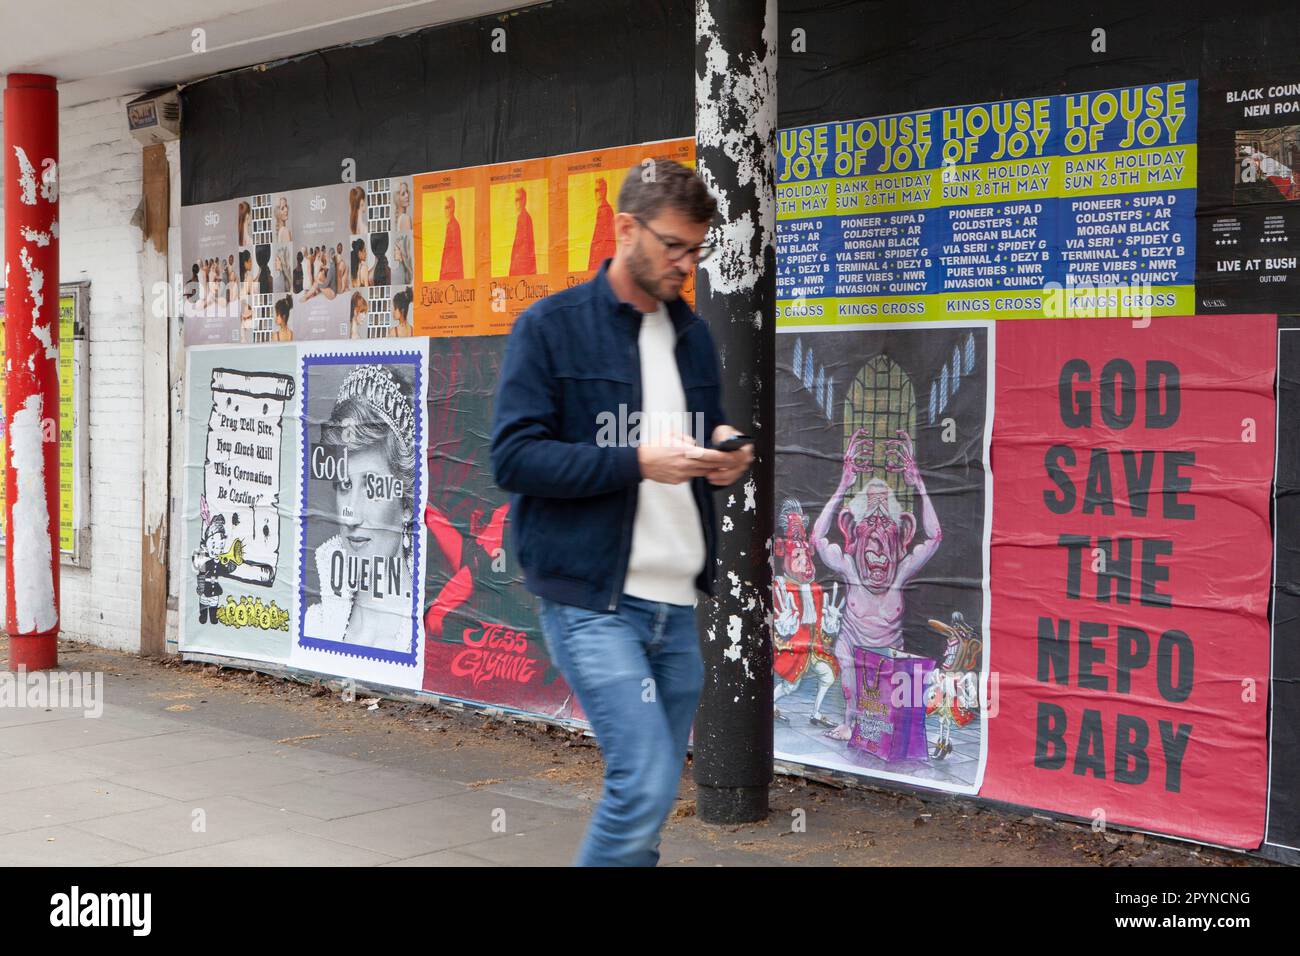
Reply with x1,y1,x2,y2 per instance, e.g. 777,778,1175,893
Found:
334,364,415,449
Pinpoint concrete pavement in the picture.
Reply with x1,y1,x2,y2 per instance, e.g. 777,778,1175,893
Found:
0,637,1257,867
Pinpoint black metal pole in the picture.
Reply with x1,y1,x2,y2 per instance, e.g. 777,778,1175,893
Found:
693,0,777,824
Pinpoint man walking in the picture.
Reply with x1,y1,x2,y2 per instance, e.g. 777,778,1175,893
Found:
491,160,753,866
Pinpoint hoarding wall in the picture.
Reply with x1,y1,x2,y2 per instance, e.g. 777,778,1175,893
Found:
179,0,695,727
776,0,1299,862
179,0,1300,861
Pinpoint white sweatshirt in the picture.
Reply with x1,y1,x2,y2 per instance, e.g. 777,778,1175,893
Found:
623,303,706,606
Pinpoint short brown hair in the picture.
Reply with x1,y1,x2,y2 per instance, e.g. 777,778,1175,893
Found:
618,159,717,224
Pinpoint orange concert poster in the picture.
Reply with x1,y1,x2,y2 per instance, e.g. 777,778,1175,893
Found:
413,166,484,336
552,138,697,305
483,157,551,335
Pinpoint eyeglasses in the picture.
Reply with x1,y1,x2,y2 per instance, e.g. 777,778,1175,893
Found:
634,216,717,263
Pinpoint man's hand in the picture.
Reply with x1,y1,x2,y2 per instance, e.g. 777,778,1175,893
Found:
637,431,728,485
705,425,755,486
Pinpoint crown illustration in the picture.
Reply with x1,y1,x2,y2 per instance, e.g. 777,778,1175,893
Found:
336,364,415,449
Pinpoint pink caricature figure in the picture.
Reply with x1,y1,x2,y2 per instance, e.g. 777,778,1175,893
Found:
812,429,942,741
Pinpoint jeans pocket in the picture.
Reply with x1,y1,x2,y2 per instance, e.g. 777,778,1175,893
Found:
548,602,647,692
536,599,570,669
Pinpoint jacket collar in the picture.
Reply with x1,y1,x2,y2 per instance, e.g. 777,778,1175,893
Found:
593,258,698,337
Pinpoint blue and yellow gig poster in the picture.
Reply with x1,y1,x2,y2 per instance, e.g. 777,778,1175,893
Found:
777,81,1197,326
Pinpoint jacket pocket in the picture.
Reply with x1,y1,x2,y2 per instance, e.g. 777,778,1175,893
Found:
555,373,635,445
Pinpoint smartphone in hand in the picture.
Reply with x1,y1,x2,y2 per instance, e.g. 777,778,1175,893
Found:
713,434,755,452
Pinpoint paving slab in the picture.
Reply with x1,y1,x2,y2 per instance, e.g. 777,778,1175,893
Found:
0,751,113,795
68,794,320,855
0,778,173,830
52,728,278,776
237,777,447,820
289,792,563,859
116,828,396,866
0,825,151,866
379,848,498,867
304,766,469,803
0,714,178,756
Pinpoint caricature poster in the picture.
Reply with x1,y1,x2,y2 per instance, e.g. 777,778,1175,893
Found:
772,322,993,793
179,345,299,663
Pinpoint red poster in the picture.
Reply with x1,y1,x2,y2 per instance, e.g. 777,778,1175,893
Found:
983,314,1275,848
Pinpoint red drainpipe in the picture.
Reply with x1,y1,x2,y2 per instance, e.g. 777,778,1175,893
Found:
3,73,61,670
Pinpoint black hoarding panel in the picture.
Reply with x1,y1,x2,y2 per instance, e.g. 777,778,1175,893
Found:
181,0,694,204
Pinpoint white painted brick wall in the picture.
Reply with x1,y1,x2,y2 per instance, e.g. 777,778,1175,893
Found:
0,95,147,652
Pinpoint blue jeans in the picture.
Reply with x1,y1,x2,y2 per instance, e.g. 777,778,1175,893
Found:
537,594,704,866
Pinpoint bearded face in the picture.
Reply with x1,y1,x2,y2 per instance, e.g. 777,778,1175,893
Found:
840,504,915,592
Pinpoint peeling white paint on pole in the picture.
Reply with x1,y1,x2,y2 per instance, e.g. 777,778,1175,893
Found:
10,395,57,633
19,226,50,247
721,614,755,679
31,325,57,361
40,159,58,203
723,614,744,661
18,247,56,360
693,1,778,808
695,0,778,297
18,247,43,322
13,145,38,205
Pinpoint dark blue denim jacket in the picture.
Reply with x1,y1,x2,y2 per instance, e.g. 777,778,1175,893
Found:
490,260,727,611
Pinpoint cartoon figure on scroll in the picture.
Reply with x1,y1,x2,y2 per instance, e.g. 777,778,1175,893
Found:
772,499,842,728
193,495,244,625
924,611,982,760
813,429,941,741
